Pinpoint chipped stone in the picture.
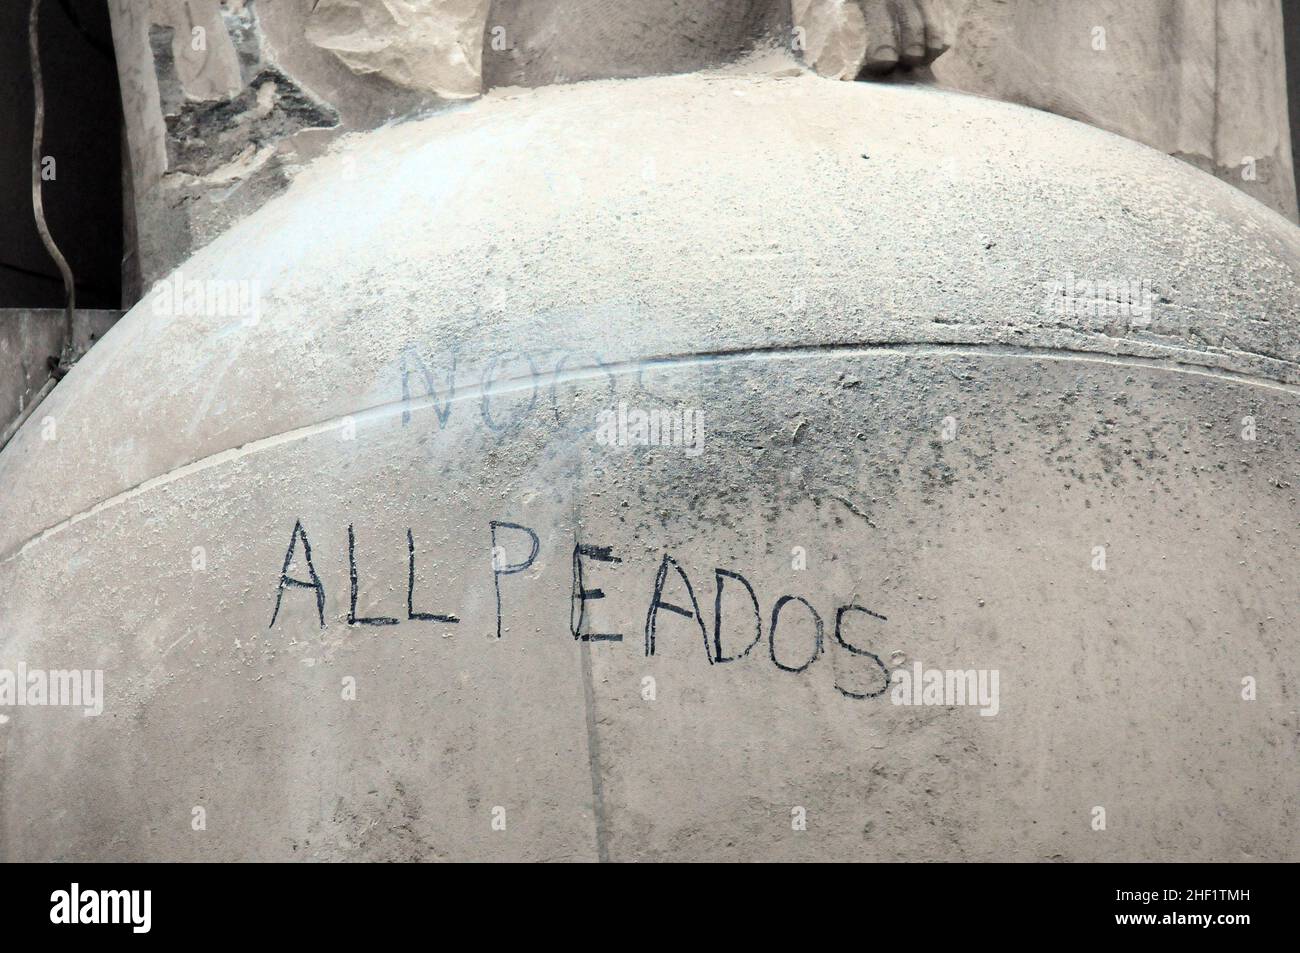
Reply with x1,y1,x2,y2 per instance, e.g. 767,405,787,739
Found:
306,0,490,100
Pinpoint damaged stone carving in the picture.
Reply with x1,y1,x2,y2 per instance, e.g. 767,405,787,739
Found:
150,5,338,180
306,0,490,100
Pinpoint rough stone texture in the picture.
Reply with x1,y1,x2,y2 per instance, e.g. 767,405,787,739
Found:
1,70,1296,861
932,0,1298,222
0,310,122,446
306,0,489,99
481,0,793,88
793,0,869,80
108,0,431,290
796,0,1299,220
111,1,1298,290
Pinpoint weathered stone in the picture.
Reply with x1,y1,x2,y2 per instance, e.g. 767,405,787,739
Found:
481,0,793,88
2,71,1296,861
307,0,489,98
109,0,1298,293
0,310,121,449
163,65,339,178
793,0,1298,220
108,0,389,288
793,0,869,80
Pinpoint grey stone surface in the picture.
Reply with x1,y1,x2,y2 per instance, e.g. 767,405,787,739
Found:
481,0,793,88
108,1,1298,290
0,310,122,446
796,0,1299,221
1,71,1295,860
932,0,1299,222
108,0,430,290
306,0,489,99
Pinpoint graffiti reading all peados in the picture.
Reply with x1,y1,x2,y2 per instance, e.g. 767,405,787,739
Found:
268,518,891,700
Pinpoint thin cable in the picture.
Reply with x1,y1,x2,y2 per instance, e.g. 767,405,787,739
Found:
29,0,76,372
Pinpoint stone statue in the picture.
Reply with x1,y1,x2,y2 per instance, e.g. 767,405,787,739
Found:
107,0,1296,290
481,0,949,88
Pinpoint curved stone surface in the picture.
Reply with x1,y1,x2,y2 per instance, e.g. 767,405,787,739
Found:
0,70,1296,861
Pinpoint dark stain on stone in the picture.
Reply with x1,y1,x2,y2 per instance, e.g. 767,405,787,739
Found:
164,66,339,177
149,3,339,180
